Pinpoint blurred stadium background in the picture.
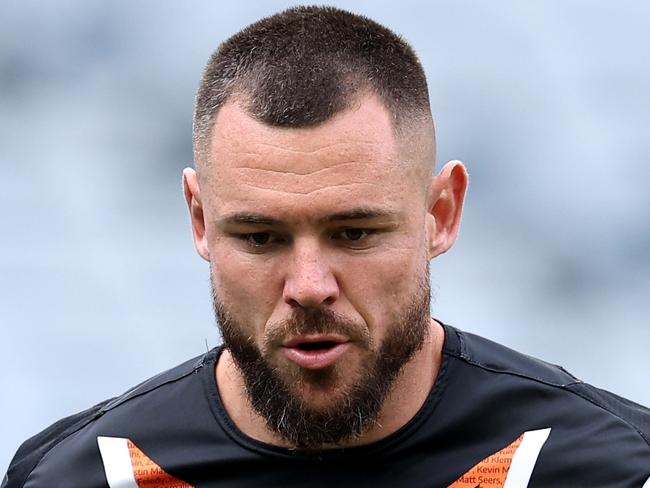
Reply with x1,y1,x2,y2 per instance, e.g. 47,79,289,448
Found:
1,0,648,473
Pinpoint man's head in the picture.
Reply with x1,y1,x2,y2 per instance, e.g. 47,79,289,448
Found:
184,6,468,449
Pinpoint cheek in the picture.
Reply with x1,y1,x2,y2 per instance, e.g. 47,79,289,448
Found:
339,239,427,332
209,241,283,329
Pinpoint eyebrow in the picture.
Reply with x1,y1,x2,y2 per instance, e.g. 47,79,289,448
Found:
218,208,396,227
319,208,396,223
219,212,281,226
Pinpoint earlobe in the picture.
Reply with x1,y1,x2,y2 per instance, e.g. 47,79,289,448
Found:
427,160,468,259
182,168,210,262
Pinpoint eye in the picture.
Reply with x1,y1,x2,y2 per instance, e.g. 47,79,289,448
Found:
244,232,274,246
333,228,373,243
340,228,368,241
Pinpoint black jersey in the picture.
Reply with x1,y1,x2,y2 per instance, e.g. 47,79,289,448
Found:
4,324,650,487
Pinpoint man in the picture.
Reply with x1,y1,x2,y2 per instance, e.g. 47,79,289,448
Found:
4,6,649,487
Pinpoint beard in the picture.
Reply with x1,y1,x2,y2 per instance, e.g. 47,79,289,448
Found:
212,270,431,450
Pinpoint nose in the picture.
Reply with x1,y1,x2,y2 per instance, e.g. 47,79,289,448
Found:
282,240,339,309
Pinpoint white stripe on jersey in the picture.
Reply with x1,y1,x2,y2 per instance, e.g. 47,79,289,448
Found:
503,428,552,488
97,436,139,488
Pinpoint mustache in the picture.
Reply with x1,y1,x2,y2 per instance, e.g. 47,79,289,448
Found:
264,307,372,349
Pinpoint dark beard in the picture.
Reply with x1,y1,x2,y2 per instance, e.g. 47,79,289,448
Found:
212,275,431,450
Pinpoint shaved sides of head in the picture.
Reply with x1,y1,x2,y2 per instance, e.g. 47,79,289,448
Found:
192,6,435,171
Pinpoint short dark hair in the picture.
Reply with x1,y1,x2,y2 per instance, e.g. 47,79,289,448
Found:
193,6,432,165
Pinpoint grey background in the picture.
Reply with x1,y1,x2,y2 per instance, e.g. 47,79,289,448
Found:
1,0,648,474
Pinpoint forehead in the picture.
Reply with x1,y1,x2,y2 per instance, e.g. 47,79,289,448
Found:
203,96,420,218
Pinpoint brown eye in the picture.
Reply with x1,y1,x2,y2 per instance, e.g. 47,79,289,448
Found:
334,229,373,243
247,232,271,246
342,229,366,241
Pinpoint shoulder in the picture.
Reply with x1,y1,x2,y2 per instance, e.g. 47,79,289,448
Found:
439,323,650,484
443,323,649,444
3,350,216,488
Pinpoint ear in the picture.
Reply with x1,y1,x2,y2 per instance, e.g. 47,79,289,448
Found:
182,168,210,261
425,160,468,259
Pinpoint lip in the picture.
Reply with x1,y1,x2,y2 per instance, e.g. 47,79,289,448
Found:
281,335,351,370
282,334,349,348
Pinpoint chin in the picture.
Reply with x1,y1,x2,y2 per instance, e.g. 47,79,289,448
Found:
284,365,362,408
298,381,350,407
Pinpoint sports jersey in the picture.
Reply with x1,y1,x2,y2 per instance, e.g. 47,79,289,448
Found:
4,324,650,487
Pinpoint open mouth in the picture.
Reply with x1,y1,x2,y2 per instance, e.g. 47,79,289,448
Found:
295,341,339,351
282,337,351,369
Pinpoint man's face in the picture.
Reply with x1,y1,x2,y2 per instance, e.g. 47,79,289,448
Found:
194,95,437,447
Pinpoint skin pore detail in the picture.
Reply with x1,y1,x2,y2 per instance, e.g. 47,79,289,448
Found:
199,93,431,200
183,91,467,449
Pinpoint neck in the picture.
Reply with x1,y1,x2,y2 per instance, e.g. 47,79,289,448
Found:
215,319,445,448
